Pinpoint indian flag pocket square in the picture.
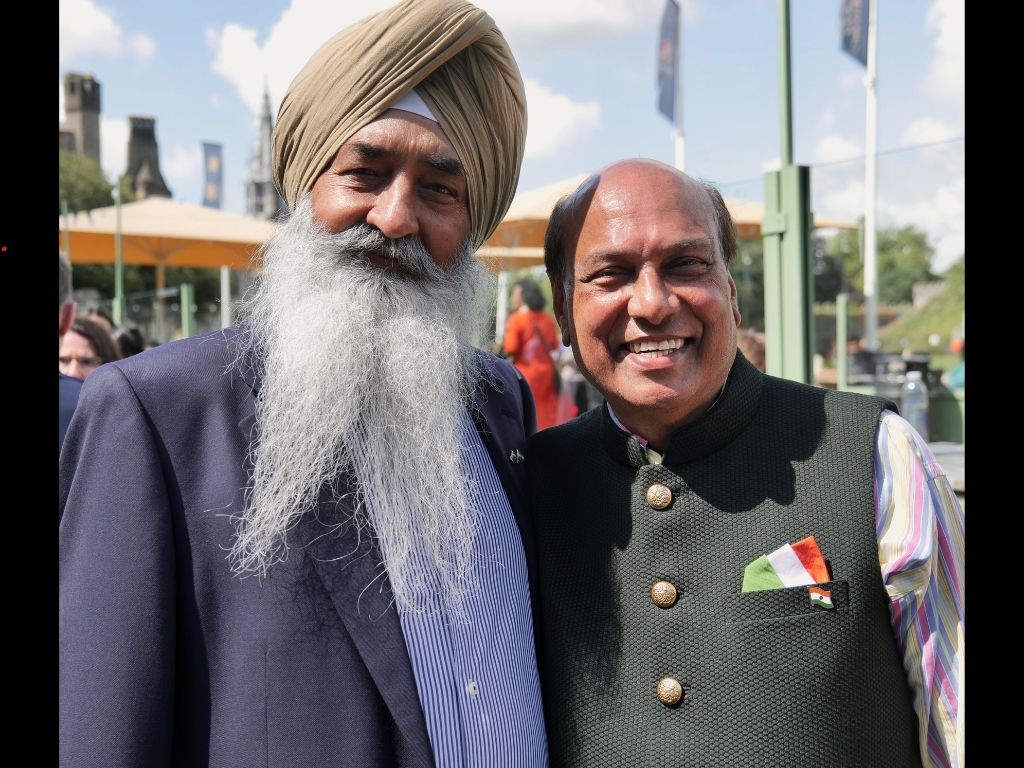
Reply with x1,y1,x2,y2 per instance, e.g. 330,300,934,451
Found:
741,535,830,593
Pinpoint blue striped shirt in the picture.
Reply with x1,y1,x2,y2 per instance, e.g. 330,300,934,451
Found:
397,409,548,768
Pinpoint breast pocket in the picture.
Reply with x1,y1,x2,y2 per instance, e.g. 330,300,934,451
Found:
723,580,849,624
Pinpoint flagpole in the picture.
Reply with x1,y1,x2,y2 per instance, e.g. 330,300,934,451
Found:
863,0,879,350
113,183,126,326
673,3,685,172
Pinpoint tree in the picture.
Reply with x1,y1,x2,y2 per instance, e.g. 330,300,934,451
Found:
59,150,113,214
819,224,936,304
59,150,136,214
876,226,935,304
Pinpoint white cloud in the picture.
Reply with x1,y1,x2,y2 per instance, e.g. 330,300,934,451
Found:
207,0,673,119
524,79,600,159
164,144,203,187
100,117,130,180
208,23,267,114
480,0,664,42
925,0,964,107
819,177,865,222
59,0,156,64
813,134,861,165
128,33,157,60
883,175,965,272
900,117,956,146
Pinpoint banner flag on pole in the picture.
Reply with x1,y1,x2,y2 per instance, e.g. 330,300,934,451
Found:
657,0,680,124
202,142,223,208
841,0,869,67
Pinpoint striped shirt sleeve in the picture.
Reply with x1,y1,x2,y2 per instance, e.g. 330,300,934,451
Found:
874,411,964,768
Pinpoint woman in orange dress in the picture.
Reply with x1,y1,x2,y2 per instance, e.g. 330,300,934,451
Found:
503,278,562,430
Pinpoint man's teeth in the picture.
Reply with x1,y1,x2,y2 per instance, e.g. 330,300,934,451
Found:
628,339,684,356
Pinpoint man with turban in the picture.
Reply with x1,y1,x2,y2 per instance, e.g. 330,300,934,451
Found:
60,2,548,765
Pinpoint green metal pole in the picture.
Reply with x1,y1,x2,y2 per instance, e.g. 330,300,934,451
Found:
778,0,793,167
781,165,812,382
762,172,785,377
112,184,126,325
180,282,195,338
762,0,812,384
61,199,71,258
836,292,849,390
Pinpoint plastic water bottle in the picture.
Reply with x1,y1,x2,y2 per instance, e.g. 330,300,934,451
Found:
900,370,929,441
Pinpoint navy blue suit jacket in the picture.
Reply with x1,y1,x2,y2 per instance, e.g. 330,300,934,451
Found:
59,327,538,767
59,371,83,456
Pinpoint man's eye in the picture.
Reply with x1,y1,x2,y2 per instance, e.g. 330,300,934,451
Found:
426,183,455,197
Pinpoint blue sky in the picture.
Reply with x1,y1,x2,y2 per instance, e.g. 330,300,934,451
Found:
59,0,964,270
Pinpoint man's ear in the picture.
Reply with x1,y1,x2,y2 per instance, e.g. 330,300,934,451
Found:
550,276,571,348
60,301,76,338
728,274,741,327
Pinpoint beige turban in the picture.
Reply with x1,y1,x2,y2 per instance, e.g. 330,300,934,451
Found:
273,0,527,249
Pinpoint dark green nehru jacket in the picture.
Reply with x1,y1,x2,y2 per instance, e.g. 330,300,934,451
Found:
527,353,922,768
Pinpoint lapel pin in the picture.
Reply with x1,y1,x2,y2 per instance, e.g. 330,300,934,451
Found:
808,586,834,610
509,449,525,464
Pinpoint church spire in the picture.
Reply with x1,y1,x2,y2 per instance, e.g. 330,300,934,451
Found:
245,80,284,220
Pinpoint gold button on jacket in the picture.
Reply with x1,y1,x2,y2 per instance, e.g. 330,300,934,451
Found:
645,483,672,510
656,677,684,706
650,580,678,608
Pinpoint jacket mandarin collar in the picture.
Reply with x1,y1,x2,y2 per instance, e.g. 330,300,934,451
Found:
601,351,764,468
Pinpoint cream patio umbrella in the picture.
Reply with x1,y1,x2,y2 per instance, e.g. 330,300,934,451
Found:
59,196,278,337
478,173,858,266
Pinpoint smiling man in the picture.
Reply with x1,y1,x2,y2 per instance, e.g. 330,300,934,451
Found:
59,2,549,766
528,159,963,768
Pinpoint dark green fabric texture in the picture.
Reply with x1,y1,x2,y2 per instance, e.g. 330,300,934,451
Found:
528,352,921,768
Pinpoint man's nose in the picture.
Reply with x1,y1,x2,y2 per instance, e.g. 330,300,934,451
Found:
365,178,418,240
628,268,678,326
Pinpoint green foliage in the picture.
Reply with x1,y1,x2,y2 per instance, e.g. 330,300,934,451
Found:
819,224,937,304
878,256,964,360
116,177,137,205
731,238,765,330
877,227,936,304
59,150,135,215
72,264,224,309
59,149,113,214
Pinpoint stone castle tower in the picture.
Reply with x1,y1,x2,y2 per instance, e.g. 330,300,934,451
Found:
122,116,172,199
62,73,102,164
245,85,285,220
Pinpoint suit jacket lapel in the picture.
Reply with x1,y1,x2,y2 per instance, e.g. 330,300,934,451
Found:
302,508,434,768
231,338,433,767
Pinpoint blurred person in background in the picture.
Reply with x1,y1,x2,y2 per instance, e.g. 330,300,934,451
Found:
82,304,115,334
943,339,964,389
503,277,561,429
736,328,766,372
59,316,120,381
59,252,82,454
113,325,147,358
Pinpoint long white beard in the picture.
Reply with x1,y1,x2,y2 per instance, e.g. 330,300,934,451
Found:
229,196,497,612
